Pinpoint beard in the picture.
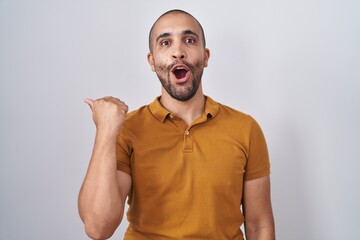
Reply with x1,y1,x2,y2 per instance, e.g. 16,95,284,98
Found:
155,60,204,101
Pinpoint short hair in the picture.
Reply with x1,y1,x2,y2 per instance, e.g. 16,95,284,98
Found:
148,9,206,52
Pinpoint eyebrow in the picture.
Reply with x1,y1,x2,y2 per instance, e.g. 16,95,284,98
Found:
156,30,199,43
156,32,171,43
182,30,199,38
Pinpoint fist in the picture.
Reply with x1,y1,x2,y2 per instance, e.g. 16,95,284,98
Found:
85,96,128,137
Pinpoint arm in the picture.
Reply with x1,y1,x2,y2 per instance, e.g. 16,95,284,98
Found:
78,97,132,240
243,176,275,240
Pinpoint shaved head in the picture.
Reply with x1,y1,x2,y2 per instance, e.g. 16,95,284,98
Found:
148,9,206,53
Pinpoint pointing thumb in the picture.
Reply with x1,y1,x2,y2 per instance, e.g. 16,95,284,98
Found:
84,98,94,112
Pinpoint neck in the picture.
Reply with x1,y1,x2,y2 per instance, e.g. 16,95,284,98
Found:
160,85,205,126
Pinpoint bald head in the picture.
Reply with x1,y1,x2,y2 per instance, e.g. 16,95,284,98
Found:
148,9,206,53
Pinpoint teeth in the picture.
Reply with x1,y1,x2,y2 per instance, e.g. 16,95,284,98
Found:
172,65,188,74
176,67,184,70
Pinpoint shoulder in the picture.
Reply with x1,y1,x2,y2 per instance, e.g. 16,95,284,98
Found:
210,99,264,138
117,104,151,142
125,105,148,120
123,104,150,127
216,101,255,125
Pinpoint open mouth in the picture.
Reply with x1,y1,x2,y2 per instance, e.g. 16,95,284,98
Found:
172,65,189,80
174,69,188,79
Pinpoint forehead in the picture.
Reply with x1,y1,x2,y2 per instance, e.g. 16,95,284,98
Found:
151,13,202,38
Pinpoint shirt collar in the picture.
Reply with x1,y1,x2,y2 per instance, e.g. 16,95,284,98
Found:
148,96,170,123
148,96,220,123
204,96,220,119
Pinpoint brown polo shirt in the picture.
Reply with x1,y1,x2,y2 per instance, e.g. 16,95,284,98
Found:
116,96,270,240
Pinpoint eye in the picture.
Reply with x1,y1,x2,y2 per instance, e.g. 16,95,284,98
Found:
185,38,195,44
160,40,171,46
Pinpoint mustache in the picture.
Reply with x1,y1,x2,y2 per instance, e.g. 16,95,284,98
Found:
166,60,195,72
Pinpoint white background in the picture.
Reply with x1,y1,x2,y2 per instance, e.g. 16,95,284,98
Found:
0,0,359,239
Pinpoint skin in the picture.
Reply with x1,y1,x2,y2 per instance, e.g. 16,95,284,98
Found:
243,177,276,240
78,12,275,240
147,12,210,125
78,97,132,239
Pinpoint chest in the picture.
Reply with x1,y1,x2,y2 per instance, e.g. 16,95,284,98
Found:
129,121,248,195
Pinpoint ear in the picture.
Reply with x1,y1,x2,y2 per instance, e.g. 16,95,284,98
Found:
203,48,210,68
147,52,156,72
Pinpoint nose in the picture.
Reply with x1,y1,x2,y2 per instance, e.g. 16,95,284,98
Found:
172,42,186,59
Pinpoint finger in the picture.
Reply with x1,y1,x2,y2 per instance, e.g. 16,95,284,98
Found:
84,98,94,111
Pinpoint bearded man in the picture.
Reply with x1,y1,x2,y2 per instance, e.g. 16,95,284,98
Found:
79,9,275,240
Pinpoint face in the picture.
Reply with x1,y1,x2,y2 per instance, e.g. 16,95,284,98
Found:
147,13,210,101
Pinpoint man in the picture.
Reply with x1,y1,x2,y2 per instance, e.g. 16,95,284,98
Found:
78,9,275,240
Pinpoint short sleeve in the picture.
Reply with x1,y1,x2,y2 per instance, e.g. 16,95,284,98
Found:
116,129,132,176
244,118,270,181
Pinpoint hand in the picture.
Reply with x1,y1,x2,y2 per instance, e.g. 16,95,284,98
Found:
85,96,128,138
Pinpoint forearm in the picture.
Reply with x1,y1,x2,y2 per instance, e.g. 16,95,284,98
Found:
243,177,275,240
78,132,123,237
245,224,275,240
